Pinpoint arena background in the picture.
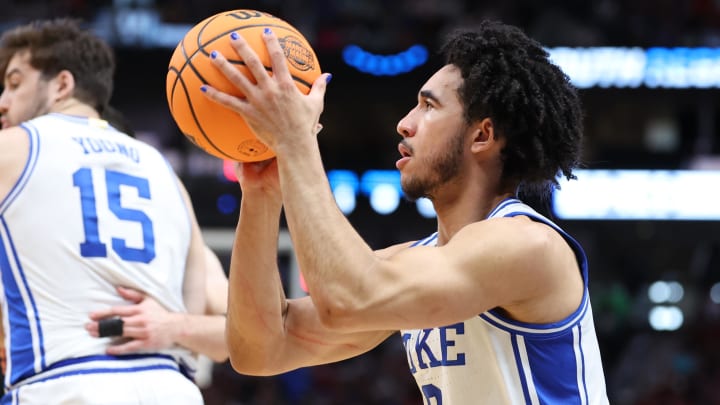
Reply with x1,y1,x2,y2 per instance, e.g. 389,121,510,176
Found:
2,1,720,403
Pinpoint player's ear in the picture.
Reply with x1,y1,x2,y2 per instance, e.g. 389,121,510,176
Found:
470,117,495,153
50,70,76,103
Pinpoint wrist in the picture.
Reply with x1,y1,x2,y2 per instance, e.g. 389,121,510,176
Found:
272,132,318,158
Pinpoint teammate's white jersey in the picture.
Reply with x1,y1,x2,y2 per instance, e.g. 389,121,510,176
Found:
0,114,197,397
401,198,608,405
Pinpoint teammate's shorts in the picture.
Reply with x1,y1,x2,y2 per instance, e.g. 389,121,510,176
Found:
1,354,202,404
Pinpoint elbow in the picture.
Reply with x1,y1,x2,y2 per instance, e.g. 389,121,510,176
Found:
227,347,286,377
225,326,284,376
314,295,357,332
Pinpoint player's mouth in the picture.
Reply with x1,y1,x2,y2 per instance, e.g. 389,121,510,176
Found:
396,142,413,170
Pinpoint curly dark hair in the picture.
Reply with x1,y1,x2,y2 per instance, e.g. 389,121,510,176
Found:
440,20,583,198
0,18,115,114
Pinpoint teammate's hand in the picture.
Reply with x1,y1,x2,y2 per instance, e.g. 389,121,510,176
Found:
85,286,181,354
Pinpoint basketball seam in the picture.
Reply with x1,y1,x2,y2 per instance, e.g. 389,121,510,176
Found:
173,71,237,160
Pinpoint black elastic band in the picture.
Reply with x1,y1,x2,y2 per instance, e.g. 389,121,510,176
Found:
98,317,124,337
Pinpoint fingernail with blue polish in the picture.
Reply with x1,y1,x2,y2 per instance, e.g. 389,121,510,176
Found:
326,74,333,84
200,85,207,93
210,50,217,59
264,27,272,35
230,32,238,40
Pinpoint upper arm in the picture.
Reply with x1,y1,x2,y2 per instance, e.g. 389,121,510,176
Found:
332,217,582,331
175,177,207,315
0,127,30,203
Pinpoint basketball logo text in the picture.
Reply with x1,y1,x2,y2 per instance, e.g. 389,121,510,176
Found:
280,36,315,72
227,10,277,21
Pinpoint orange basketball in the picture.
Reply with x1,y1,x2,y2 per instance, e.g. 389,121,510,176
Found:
166,9,321,162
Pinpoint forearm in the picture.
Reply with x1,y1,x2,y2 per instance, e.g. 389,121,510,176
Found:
275,140,378,319
173,313,228,362
226,193,286,369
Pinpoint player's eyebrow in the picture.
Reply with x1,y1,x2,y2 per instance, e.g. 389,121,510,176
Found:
419,89,440,104
4,68,21,82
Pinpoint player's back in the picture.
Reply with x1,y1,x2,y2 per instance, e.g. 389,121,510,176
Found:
0,113,196,398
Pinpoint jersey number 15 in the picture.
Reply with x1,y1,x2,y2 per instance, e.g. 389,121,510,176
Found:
73,167,155,263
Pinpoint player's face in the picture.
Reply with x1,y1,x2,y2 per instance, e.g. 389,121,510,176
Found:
395,65,469,201
0,51,53,129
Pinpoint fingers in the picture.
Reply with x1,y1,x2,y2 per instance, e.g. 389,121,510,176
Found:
105,339,145,356
85,315,147,338
262,28,292,84
88,305,139,321
201,84,249,116
310,73,332,103
210,43,257,93
225,31,272,88
116,286,144,303
84,321,99,337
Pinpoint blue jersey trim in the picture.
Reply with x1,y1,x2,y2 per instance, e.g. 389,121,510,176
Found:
5,354,193,394
0,218,47,385
42,353,195,378
485,197,521,219
524,327,585,404
0,388,17,405
0,126,40,215
579,326,589,404
410,232,438,247
480,294,589,337
46,353,176,371
512,335,533,404
25,364,179,384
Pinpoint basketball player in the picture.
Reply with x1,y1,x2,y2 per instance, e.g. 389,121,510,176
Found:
203,20,610,404
0,19,219,403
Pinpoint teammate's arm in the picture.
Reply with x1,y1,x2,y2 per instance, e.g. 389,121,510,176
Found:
177,177,207,316
166,245,228,362
86,245,230,362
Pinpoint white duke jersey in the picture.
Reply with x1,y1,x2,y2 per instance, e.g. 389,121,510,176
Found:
400,198,608,405
0,114,196,391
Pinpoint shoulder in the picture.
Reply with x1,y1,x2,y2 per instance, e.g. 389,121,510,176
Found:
0,126,31,160
374,240,418,259
0,127,32,201
460,215,558,245
450,215,575,278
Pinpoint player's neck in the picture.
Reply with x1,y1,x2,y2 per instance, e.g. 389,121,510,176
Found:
51,98,100,119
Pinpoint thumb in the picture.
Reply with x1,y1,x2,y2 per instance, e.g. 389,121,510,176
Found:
116,286,145,304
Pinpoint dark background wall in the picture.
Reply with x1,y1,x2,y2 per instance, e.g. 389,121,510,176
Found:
3,1,720,403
